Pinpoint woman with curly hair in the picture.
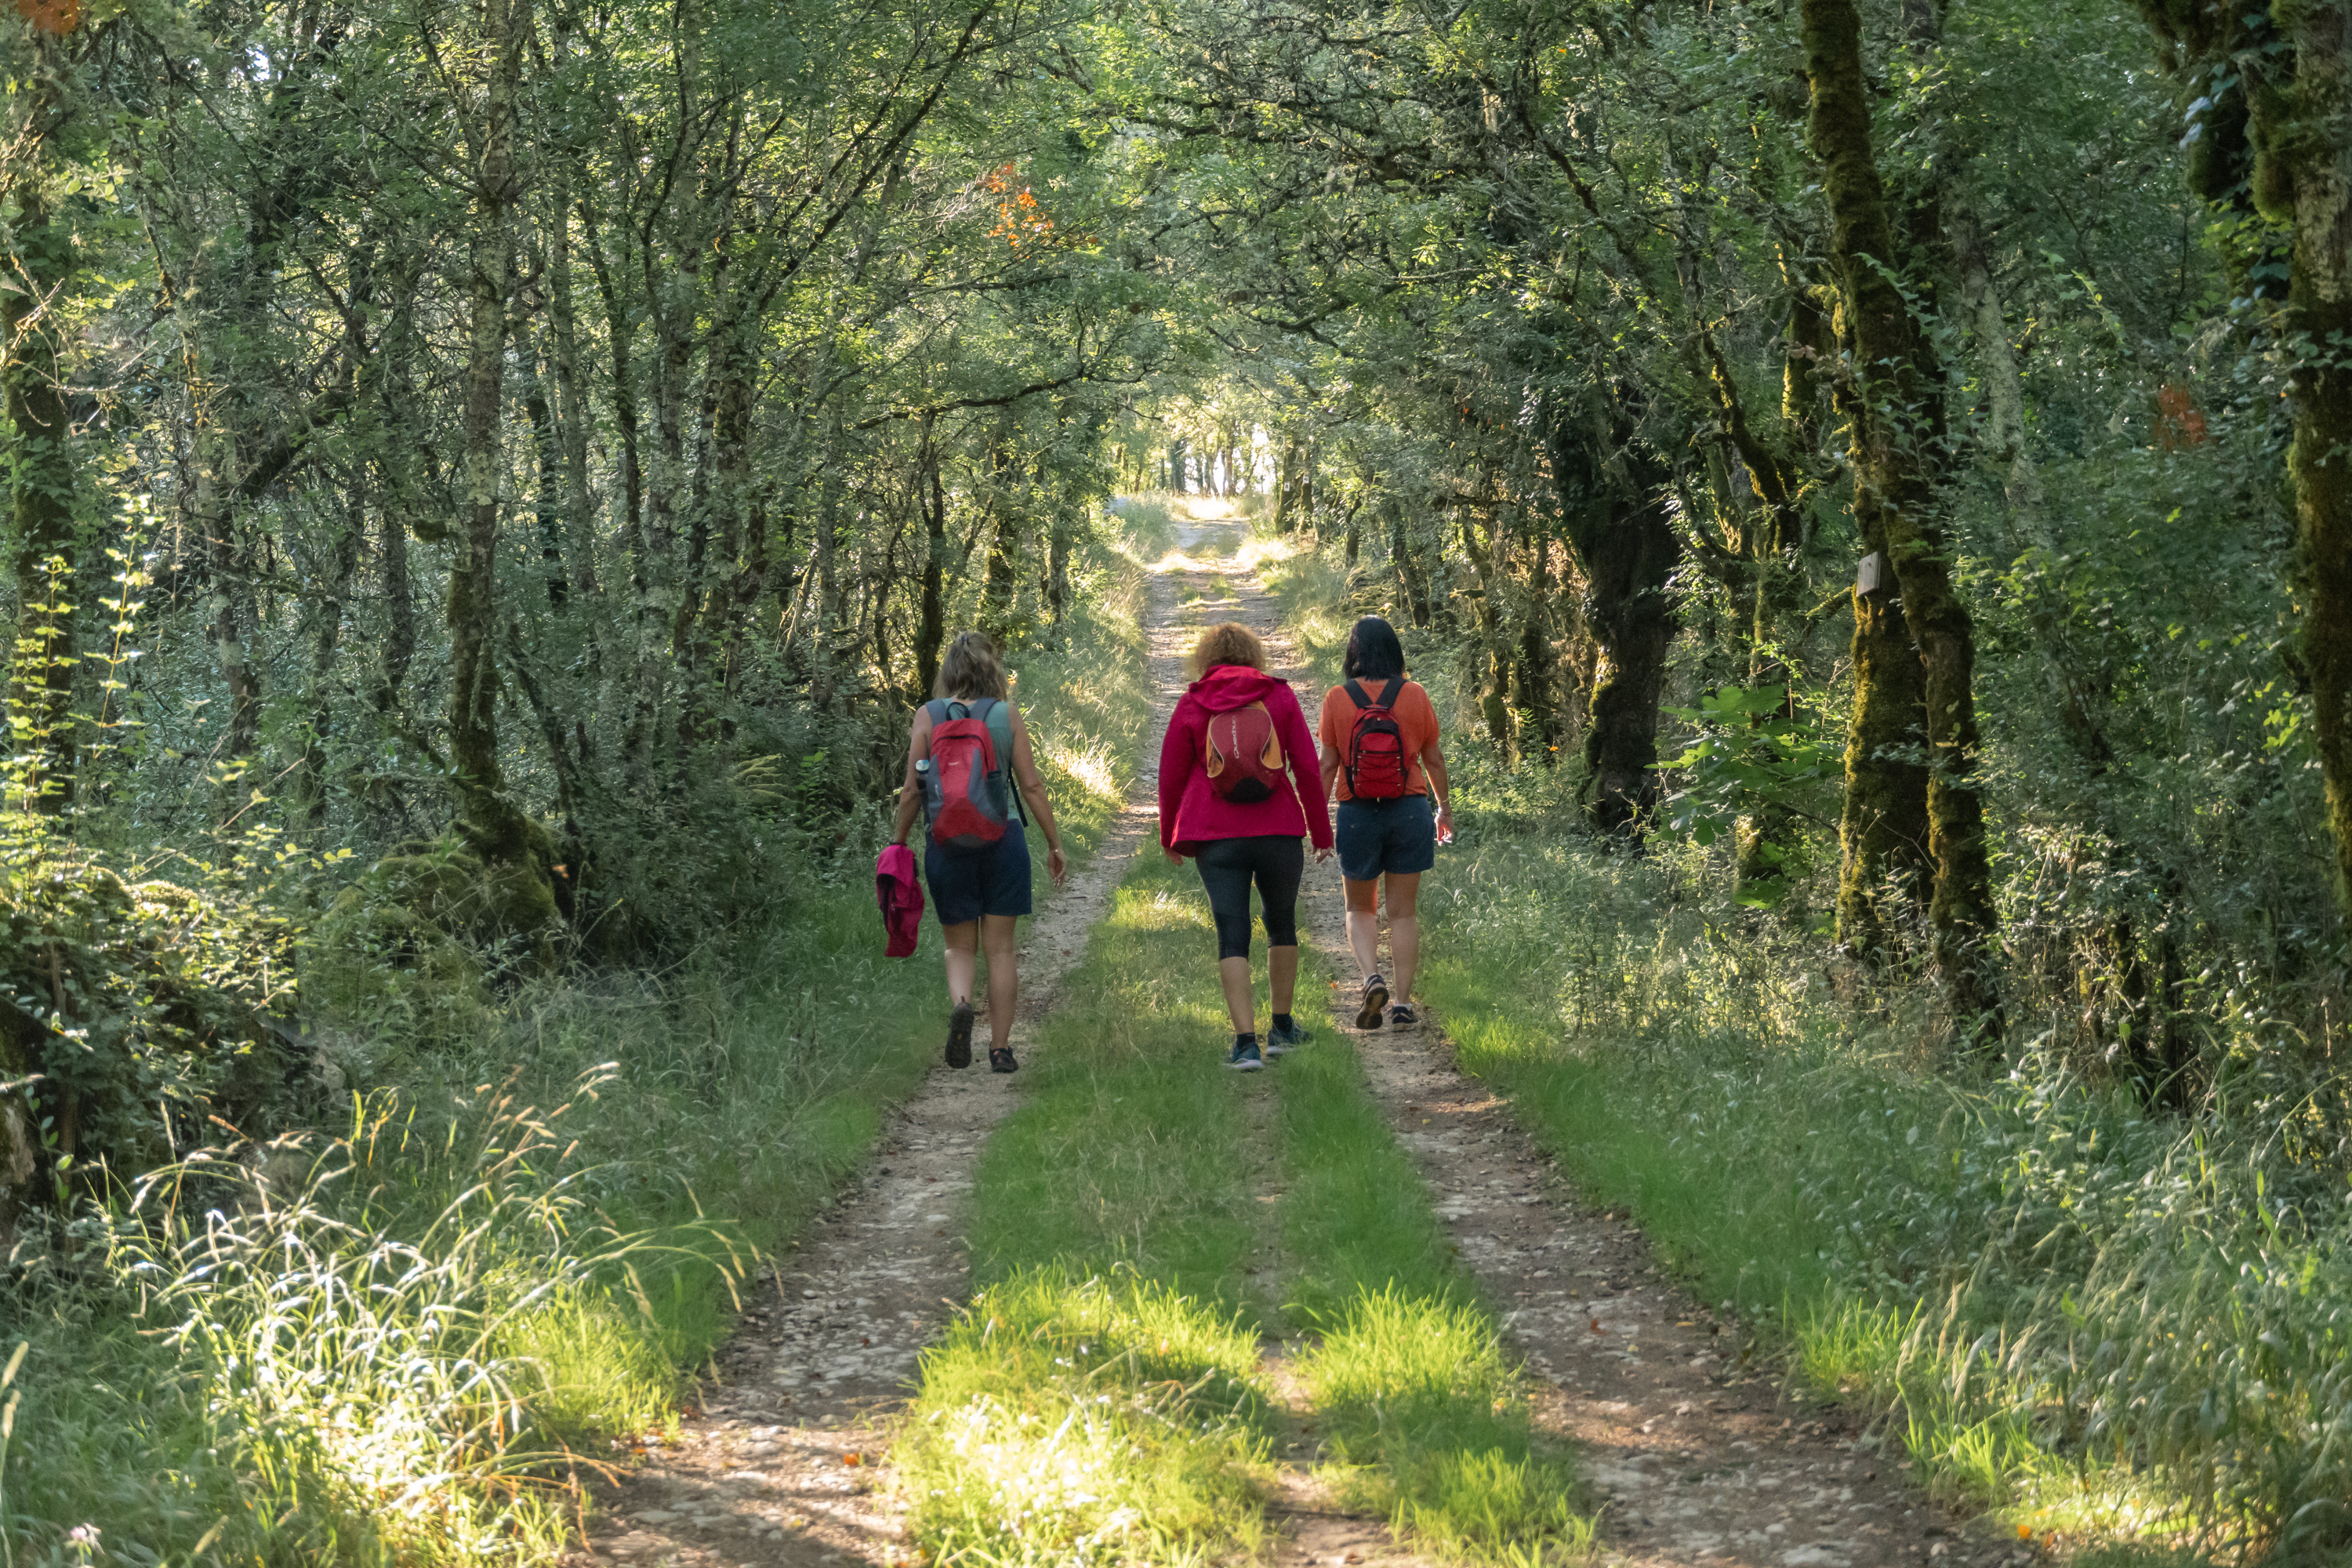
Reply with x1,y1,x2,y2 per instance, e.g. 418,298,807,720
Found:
1156,622,1332,1071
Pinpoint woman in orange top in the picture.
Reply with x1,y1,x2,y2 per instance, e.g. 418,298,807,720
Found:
1316,616,1451,1030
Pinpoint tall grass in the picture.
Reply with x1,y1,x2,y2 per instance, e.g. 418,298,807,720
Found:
0,515,1161,1567
1417,825,2352,1556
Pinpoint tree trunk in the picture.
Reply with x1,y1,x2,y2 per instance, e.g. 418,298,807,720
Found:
2282,26,2352,927
447,0,550,923
1836,525,1934,955
1458,505,1516,761
1549,407,1679,837
1806,0,2000,1035
4,181,78,815
301,488,367,830
916,422,947,700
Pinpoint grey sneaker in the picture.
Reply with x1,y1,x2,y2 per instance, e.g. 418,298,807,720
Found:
1355,975,1390,1030
1388,1004,1418,1028
946,1001,975,1069
1225,1041,1265,1072
1264,1021,1312,1056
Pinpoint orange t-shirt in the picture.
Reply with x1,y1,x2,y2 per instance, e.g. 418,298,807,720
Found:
1318,679,1439,801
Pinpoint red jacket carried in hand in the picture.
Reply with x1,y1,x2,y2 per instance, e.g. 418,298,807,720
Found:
1158,664,1333,856
876,842,924,957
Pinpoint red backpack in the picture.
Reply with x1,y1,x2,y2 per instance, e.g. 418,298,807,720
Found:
1342,678,1410,800
1204,701,1285,803
921,698,1013,854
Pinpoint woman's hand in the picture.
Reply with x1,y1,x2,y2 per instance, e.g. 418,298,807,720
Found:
1047,844,1069,887
1164,848,1185,866
1312,844,1333,864
1435,803,1454,846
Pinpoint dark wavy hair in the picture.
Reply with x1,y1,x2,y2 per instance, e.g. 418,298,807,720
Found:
1341,615,1406,682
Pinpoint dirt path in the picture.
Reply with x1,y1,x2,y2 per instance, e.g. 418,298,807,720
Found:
583,565,1186,1568
583,522,1423,1568
1175,506,2004,1568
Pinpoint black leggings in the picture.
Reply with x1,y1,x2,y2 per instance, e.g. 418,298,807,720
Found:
1193,836,1304,960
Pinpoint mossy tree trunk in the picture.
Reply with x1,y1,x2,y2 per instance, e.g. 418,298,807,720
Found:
4,180,77,817
3,24,78,817
2124,6,2352,928
1548,407,1678,837
2278,22,2352,925
447,0,550,918
916,416,947,699
1805,0,2001,1035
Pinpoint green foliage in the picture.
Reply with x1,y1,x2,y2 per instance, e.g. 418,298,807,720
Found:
1657,686,1842,907
1420,829,2352,1552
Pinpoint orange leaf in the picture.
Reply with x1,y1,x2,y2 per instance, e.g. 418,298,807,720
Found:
16,0,81,34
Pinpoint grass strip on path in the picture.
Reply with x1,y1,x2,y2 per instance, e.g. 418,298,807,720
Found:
896,846,1284,1565
1276,953,1592,1565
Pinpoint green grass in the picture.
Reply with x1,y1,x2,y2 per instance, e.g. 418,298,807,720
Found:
899,844,1287,1564
0,519,1162,1567
899,739,1587,1563
898,1269,1276,1566
1410,828,2341,1561
1273,950,1589,1564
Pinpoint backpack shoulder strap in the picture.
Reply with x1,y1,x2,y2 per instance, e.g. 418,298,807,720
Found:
975,699,1025,821
1380,677,1405,708
1343,678,1371,709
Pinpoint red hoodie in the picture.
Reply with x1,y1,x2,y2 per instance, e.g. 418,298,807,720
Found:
1158,665,1333,855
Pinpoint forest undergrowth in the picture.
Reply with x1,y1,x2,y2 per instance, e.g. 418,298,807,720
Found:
0,520,1160,1567
1256,524,2352,1563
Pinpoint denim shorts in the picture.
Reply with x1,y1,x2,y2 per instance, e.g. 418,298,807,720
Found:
924,820,1033,924
1334,795,1436,882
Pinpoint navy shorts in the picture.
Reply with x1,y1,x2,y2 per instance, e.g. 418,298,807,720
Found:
1335,796,1436,882
925,820,1033,925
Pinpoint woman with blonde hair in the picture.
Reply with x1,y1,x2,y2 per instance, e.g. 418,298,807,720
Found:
891,632,1066,1073
1157,622,1331,1071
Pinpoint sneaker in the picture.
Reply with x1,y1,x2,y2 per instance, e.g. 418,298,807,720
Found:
1225,1041,1265,1072
989,1047,1019,1074
1264,1021,1312,1057
1388,1004,1418,1028
1355,975,1390,1030
946,1001,975,1069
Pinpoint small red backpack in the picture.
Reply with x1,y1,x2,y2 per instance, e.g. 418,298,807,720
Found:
921,699,1013,854
1204,701,1285,803
1343,678,1410,800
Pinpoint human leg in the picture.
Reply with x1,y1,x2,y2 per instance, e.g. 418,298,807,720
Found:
980,914,1020,1051
942,920,978,1003
941,920,979,1067
1252,837,1305,1018
1384,873,1422,1003
1342,874,1380,971
1195,840,1261,1033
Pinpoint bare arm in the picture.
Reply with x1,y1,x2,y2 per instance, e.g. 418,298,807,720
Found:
1319,743,1344,801
1421,739,1452,839
891,707,934,848
1009,705,1068,886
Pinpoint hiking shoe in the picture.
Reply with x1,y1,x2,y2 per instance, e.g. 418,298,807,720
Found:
1355,975,1390,1030
1225,1041,1265,1072
989,1047,1019,1074
1264,1021,1312,1056
946,1001,975,1069
1388,1004,1418,1028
